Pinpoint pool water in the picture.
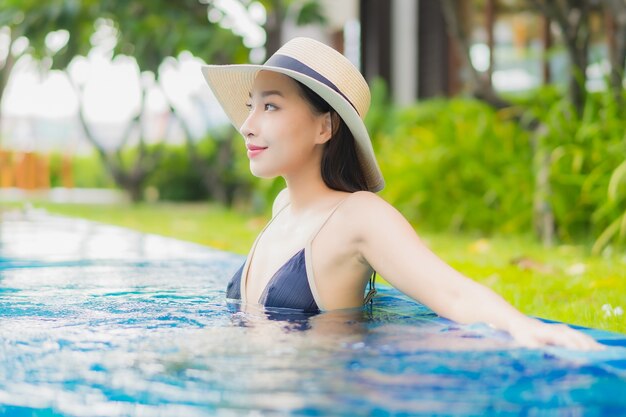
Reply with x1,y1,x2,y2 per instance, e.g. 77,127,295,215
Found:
1,211,626,416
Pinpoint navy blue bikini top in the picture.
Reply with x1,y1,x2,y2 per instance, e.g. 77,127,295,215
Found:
226,199,377,312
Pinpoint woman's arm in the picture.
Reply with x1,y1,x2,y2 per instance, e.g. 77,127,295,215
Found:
352,192,602,350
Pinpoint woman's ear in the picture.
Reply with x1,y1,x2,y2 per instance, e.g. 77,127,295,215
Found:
316,112,339,144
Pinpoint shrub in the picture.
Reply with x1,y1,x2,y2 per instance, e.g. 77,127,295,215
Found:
376,98,534,235
524,88,626,252
48,152,114,189
145,144,209,201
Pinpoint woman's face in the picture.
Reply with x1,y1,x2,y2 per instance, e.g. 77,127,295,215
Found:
240,71,331,180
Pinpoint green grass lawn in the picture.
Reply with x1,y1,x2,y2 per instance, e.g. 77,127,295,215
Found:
2,201,625,334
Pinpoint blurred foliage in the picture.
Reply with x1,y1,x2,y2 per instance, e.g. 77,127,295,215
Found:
58,86,626,253
48,152,114,188
364,77,393,149
375,98,534,235
145,144,211,202
144,133,252,203
293,0,327,26
520,87,626,253
1,0,250,200
366,82,626,253
92,1,248,201
50,133,256,203
0,0,249,70
8,0,618,252
145,131,280,211
0,0,97,68
102,0,249,70
257,0,327,55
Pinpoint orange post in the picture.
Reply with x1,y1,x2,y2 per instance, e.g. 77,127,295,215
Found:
0,150,14,188
14,152,25,189
14,152,37,190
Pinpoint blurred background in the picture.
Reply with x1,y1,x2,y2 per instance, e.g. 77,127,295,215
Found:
0,0,625,253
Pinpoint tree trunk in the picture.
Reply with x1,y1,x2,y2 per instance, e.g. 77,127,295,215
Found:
529,0,591,115
440,0,511,109
604,0,626,109
532,125,555,247
67,71,157,202
264,0,285,57
565,26,590,116
0,30,18,147
162,89,233,205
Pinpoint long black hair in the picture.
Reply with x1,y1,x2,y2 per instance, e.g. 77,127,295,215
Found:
295,80,369,192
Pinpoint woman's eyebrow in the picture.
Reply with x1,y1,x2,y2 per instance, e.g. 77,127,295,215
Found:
248,90,284,98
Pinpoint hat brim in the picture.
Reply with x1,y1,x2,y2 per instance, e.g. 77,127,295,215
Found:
201,64,385,192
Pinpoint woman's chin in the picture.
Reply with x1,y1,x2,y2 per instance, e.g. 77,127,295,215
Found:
249,166,279,180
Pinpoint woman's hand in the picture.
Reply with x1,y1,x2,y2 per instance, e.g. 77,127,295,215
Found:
507,317,604,350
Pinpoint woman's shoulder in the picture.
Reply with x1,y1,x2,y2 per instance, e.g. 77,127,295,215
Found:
343,190,390,210
336,191,398,223
328,191,402,244
271,188,394,218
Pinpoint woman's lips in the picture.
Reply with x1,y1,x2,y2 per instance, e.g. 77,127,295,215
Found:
246,144,268,158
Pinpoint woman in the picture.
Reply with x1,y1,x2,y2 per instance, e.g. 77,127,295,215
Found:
201,37,601,350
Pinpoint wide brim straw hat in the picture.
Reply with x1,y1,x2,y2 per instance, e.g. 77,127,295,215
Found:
200,37,385,192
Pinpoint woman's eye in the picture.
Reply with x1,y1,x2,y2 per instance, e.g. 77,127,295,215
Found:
245,102,277,111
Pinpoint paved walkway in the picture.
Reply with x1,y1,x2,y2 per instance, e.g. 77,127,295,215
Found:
0,187,129,204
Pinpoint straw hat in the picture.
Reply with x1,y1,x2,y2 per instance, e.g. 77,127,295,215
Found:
200,37,385,192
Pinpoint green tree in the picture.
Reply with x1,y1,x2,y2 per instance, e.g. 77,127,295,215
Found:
2,0,339,202
0,0,95,143
101,0,328,202
1,0,248,201
257,0,327,56
69,1,249,202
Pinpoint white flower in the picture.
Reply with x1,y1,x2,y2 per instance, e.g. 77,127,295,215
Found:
566,263,586,276
601,304,623,318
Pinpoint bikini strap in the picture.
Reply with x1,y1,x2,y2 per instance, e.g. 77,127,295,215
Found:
309,196,352,243
364,271,377,305
273,192,291,215
308,195,378,307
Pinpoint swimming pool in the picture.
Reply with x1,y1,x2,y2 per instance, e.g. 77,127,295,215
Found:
1,210,625,416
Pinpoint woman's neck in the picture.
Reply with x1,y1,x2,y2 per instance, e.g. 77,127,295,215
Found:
284,165,335,214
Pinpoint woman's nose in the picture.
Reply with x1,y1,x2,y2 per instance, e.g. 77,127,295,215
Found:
240,109,257,138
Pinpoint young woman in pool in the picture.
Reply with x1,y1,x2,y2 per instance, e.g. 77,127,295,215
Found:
201,37,601,350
